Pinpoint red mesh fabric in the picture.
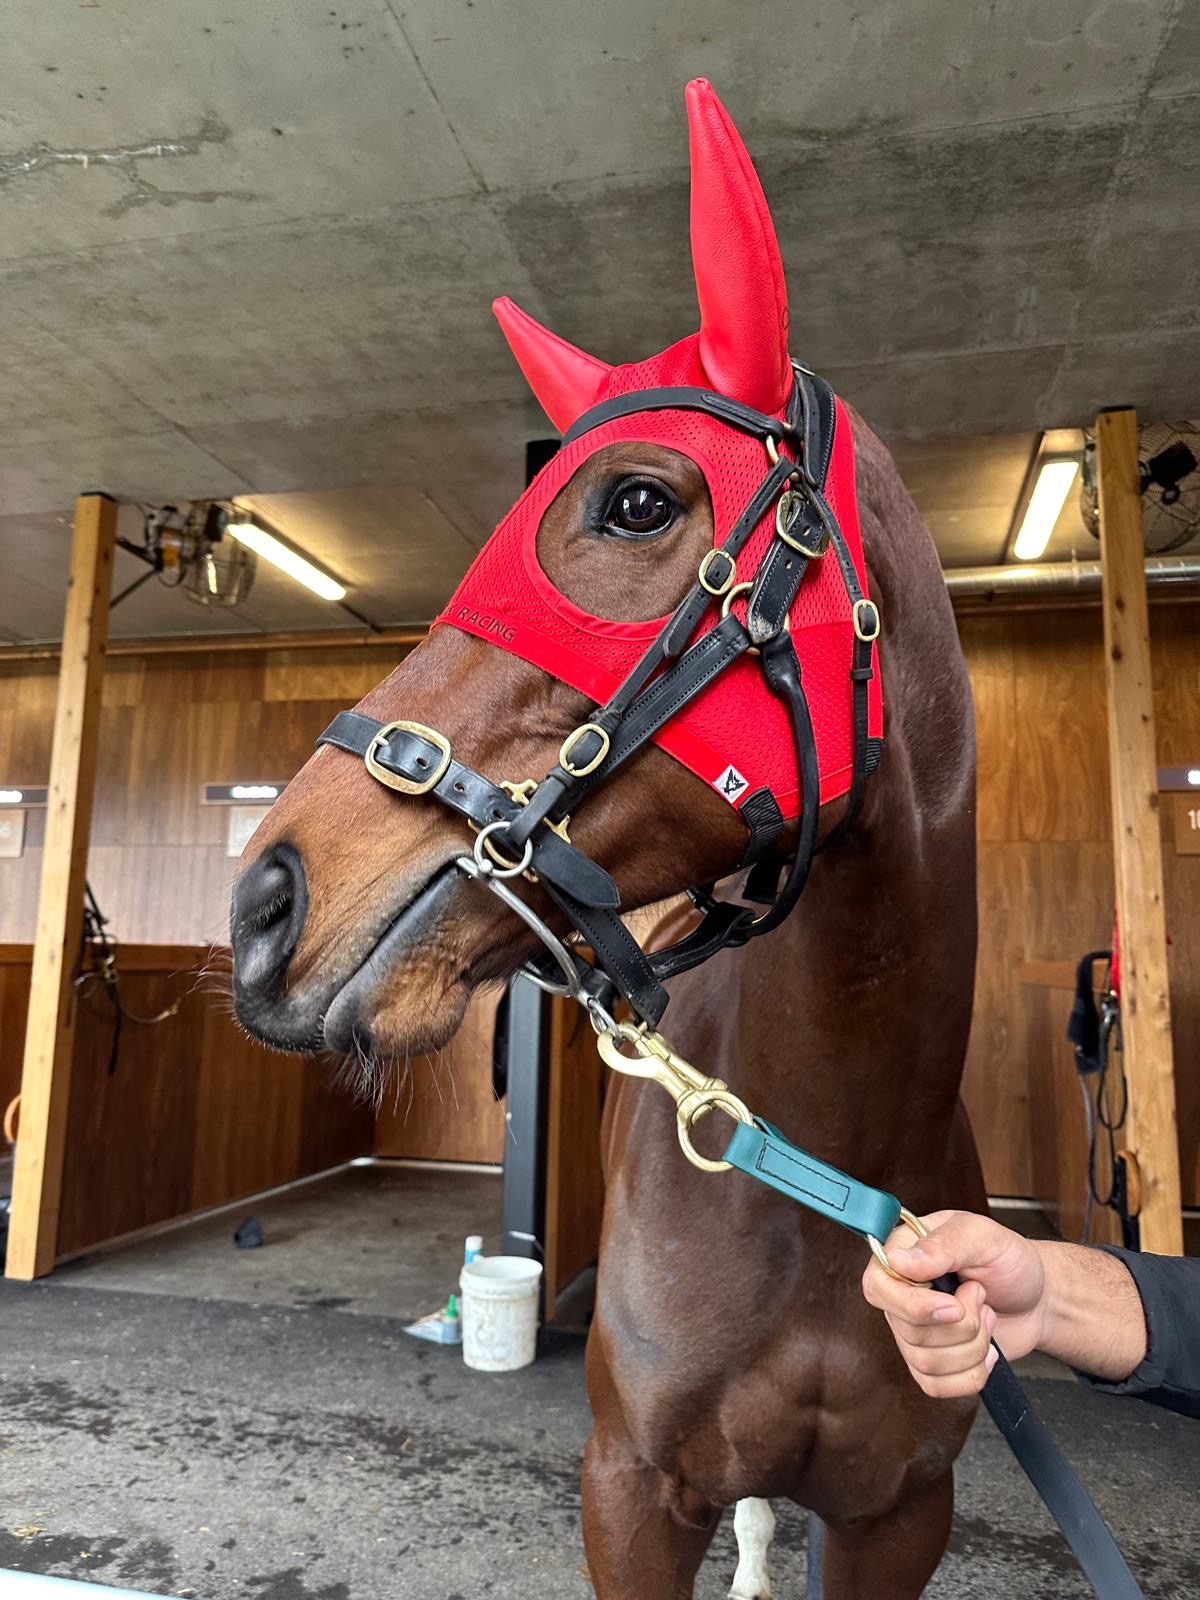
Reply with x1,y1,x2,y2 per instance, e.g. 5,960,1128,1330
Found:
434,333,883,821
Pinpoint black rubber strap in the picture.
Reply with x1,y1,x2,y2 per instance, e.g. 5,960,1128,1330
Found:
931,1271,1146,1600
647,631,822,987
738,787,785,866
649,900,754,984
748,633,822,935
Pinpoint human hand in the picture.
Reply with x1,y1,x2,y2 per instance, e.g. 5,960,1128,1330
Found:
861,1209,1048,1398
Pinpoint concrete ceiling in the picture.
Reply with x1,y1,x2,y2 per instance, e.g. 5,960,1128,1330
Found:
2,0,1198,642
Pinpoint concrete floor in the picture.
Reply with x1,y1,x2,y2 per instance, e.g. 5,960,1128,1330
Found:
51,1164,503,1324
2,1166,1197,1599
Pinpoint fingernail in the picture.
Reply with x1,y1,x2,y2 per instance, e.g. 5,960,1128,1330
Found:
985,1347,999,1372
985,1307,998,1334
932,1305,962,1323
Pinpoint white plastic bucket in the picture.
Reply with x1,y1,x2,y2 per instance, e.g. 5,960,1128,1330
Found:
459,1254,543,1372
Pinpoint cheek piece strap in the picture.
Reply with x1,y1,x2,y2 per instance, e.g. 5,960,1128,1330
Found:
316,366,882,1029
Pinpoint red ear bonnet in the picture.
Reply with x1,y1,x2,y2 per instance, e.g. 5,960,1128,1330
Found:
491,297,612,433
492,79,792,422
444,81,883,824
686,78,792,414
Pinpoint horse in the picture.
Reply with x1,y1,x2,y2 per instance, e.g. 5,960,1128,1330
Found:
230,79,983,1599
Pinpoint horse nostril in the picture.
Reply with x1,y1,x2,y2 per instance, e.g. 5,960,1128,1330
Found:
232,843,308,998
245,865,293,934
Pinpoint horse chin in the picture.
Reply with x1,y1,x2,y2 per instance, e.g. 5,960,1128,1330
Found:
320,861,472,1059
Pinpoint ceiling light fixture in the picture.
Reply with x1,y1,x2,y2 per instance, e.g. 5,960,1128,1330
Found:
1012,458,1080,561
226,517,347,602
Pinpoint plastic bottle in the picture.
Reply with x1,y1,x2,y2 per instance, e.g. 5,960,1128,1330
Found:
464,1234,483,1265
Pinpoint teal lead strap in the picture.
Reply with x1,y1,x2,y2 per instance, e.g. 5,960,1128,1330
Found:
723,1119,902,1243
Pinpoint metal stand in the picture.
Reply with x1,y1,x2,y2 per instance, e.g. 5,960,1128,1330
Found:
497,973,549,1267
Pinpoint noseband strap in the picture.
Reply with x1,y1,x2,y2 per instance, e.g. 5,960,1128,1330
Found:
317,364,881,1028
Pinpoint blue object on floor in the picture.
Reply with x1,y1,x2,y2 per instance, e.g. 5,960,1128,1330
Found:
0,1573,182,1597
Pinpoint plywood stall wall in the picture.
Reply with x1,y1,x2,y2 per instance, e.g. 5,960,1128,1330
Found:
0,646,416,946
0,643,504,1262
959,606,1200,1210
0,945,374,1258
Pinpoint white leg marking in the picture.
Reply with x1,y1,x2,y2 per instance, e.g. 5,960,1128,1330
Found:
731,1497,775,1599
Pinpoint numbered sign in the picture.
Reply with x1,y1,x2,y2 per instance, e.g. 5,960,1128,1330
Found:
1174,793,1200,856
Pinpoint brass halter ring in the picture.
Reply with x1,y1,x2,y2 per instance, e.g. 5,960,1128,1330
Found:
867,1207,930,1281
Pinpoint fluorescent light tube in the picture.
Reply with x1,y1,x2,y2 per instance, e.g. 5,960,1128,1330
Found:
1189,769,1200,786
227,520,346,601
0,789,23,804
1013,459,1079,561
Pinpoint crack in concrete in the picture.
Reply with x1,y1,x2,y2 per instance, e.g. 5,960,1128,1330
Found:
0,114,262,216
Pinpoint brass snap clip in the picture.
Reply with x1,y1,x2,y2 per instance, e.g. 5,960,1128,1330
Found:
596,1023,754,1174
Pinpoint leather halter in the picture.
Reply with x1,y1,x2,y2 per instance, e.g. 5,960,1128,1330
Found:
317,366,881,1028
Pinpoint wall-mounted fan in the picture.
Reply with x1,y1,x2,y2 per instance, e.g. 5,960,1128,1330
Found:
117,502,256,611
1080,422,1200,554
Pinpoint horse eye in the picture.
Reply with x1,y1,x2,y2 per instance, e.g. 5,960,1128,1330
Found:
604,481,676,537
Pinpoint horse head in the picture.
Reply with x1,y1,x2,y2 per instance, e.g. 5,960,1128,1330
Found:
230,80,881,1067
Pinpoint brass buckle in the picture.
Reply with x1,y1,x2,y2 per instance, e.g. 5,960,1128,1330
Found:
698,548,736,597
853,598,881,642
776,489,830,559
364,720,451,795
559,722,610,778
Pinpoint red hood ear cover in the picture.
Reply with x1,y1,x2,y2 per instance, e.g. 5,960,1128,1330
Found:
493,78,792,426
438,80,883,823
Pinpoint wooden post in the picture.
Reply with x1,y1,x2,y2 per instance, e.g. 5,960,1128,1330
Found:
1096,409,1183,1256
6,494,117,1280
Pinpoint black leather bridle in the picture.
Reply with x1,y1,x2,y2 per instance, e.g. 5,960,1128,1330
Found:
316,366,880,1025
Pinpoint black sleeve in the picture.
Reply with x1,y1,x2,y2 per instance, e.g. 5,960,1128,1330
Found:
1072,1247,1200,1420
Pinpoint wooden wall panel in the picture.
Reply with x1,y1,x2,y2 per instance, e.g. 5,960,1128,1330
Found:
0,950,34,1125
372,990,506,1164
0,946,378,1259
961,604,1199,1214
0,644,413,945
4,614,1196,1223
